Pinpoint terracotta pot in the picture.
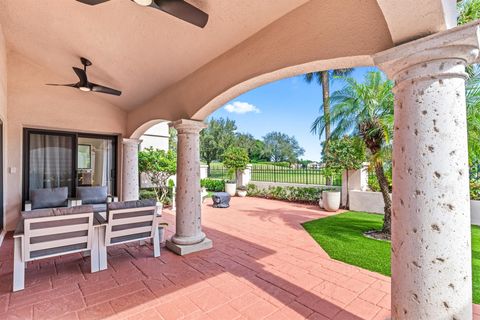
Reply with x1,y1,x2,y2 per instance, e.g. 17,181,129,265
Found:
225,182,237,196
322,191,341,212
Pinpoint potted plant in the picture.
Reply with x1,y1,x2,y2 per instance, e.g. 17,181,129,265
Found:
321,187,341,212
222,146,250,196
322,136,366,211
237,185,247,197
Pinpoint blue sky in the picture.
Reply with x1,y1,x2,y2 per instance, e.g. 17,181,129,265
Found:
209,66,380,161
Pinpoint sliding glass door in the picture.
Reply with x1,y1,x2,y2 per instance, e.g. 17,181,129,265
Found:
77,136,116,196
23,129,117,205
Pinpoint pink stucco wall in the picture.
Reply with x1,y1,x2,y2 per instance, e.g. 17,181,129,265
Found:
0,21,7,231
4,53,127,230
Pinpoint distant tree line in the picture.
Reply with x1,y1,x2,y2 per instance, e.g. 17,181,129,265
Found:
199,117,305,168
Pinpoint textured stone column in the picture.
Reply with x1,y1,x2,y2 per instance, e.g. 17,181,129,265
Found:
166,119,212,255
375,24,480,319
121,138,141,201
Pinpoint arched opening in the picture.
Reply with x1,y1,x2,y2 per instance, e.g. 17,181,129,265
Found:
191,56,373,121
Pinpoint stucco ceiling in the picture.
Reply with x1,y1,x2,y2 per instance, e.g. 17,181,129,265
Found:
0,0,307,110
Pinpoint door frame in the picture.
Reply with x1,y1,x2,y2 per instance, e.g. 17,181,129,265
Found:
22,128,118,208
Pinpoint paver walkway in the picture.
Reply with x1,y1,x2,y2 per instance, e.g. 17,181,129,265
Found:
0,197,479,320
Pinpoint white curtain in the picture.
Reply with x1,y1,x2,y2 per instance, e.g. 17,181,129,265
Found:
29,133,73,193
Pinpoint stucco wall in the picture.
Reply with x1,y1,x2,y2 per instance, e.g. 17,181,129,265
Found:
349,190,390,214
4,53,127,230
0,21,7,230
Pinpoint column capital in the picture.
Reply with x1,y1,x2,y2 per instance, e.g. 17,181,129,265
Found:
122,138,142,146
172,119,207,134
374,21,480,83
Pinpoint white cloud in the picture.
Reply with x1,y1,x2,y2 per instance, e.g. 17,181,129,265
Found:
224,101,260,114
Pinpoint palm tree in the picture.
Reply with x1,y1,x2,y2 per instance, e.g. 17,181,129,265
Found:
304,68,353,184
311,71,394,234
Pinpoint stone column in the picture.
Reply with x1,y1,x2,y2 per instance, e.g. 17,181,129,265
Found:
121,138,141,201
166,119,212,255
375,24,480,319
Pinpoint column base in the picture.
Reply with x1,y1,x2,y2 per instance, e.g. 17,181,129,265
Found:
166,238,213,256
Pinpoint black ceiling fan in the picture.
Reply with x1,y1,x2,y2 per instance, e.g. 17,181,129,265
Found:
47,57,122,96
76,0,209,28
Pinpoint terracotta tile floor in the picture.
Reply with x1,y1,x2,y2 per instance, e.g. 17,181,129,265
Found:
0,197,479,320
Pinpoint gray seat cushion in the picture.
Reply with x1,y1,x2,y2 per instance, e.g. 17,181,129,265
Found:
30,187,68,210
77,186,108,205
92,203,107,213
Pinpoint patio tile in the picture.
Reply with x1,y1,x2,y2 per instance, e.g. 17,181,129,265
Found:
32,292,85,320
76,302,115,320
265,301,314,320
358,287,387,305
188,286,230,312
207,303,241,320
84,281,146,306
240,299,278,320
343,298,382,320
0,197,478,319
109,288,155,313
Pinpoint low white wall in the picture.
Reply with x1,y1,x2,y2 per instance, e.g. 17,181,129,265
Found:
349,190,390,214
470,200,480,226
351,191,480,226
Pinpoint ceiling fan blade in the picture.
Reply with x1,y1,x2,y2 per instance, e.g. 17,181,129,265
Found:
152,0,208,28
72,67,88,86
91,83,122,96
46,83,78,87
76,0,110,5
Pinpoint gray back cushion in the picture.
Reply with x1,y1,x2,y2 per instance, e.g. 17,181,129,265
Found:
30,187,68,210
77,186,108,205
108,199,156,211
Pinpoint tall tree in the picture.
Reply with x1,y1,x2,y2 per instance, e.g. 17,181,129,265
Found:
200,117,237,173
458,0,480,25
168,127,177,153
263,131,305,163
305,68,353,183
234,133,269,162
311,71,394,235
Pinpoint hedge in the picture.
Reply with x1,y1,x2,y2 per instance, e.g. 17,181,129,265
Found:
246,183,337,204
201,178,225,192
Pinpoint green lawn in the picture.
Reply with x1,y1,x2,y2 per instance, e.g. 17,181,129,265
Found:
302,211,480,304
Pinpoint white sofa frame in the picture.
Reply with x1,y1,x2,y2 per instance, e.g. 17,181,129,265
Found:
97,204,162,271
13,211,96,291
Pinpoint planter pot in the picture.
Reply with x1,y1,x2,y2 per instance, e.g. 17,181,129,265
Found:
237,190,247,197
225,183,237,196
322,191,341,212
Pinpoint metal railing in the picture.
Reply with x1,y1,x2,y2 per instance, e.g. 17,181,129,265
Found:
250,164,341,186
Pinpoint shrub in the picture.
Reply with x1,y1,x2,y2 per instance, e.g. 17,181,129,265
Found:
138,148,176,203
471,180,480,200
246,183,327,204
139,189,157,200
201,178,225,192
223,146,250,182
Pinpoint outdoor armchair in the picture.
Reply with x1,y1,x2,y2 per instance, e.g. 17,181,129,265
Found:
13,205,96,291
96,199,163,271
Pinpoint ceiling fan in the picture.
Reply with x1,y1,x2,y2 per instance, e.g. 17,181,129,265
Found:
76,0,209,28
47,57,122,96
